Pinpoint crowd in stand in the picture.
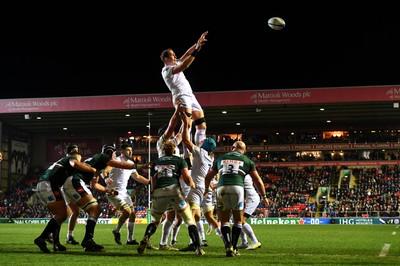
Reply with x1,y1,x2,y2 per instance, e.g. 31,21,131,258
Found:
126,131,400,163
129,130,400,148
1,164,399,220
260,165,400,218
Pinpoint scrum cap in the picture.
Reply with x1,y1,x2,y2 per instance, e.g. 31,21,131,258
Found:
102,144,116,156
201,137,216,152
65,144,78,155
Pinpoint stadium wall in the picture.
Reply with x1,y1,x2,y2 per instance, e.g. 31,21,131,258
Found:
2,217,399,225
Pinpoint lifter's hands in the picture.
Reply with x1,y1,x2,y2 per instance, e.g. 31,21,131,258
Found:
106,188,118,196
195,31,208,50
189,180,196,189
138,161,152,171
105,178,113,186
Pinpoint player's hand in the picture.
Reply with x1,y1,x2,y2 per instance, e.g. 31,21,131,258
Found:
105,178,113,186
180,111,190,123
196,31,208,50
142,162,152,169
106,188,118,196
93,170,101,177
174,99,182,108
203,187,211,197
261,195,270,206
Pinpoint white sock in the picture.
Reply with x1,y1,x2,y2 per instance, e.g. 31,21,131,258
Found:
161,220,173,245
214,226,222,238
196,220,205,241
171,224,181,242
127,222,135,242
242,222,258,244
240,230,247,244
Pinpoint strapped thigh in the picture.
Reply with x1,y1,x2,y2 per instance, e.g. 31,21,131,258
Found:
80,198,98,212
194,117,206,126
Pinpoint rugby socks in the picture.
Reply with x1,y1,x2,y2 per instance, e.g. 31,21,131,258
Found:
187,224,200,247
196,220,205,242
83,216,97,240
67,230,74,238
240,230,248,245
221,224,231,248
160,220,173,245
231,224,243,249
144,222,157,238
171,224,181,243
242,222,258,244
127,221,135,242
214,226,223,238
39,217,58,239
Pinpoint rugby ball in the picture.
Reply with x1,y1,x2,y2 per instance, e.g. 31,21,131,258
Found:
268,17,285,30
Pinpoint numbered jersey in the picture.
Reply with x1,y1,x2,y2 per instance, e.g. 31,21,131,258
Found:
151,155,188,189
213,151,256,187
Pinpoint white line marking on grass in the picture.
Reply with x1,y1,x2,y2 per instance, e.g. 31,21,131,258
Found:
392,231,396,235
379,243,390,257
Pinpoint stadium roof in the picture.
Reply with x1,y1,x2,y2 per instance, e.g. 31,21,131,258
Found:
1,85,400,136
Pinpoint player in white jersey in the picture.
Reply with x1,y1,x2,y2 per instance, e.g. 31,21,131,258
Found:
237,174,262,250
179,112,217,251
156,107,182,158
202,174,222,237
104,143,150,245
160,31,208,150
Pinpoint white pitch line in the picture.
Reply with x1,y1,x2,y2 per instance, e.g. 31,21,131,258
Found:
392,231,397,235
379,243,390,257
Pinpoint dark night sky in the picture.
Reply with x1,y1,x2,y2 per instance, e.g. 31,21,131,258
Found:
1,3,399,99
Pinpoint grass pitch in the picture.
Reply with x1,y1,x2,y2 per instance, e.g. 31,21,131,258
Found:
0,223,399,265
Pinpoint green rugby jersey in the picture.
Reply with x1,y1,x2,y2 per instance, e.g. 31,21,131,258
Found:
213,151,256,187
39,155,80,187
151,155,188,189
72,153,111,184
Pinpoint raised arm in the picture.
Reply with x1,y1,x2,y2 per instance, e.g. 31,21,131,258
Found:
164,106,181,139
107,159,136,170
173,31,208,74
180,113,194,153
69,156,98,174
172,123,184,146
